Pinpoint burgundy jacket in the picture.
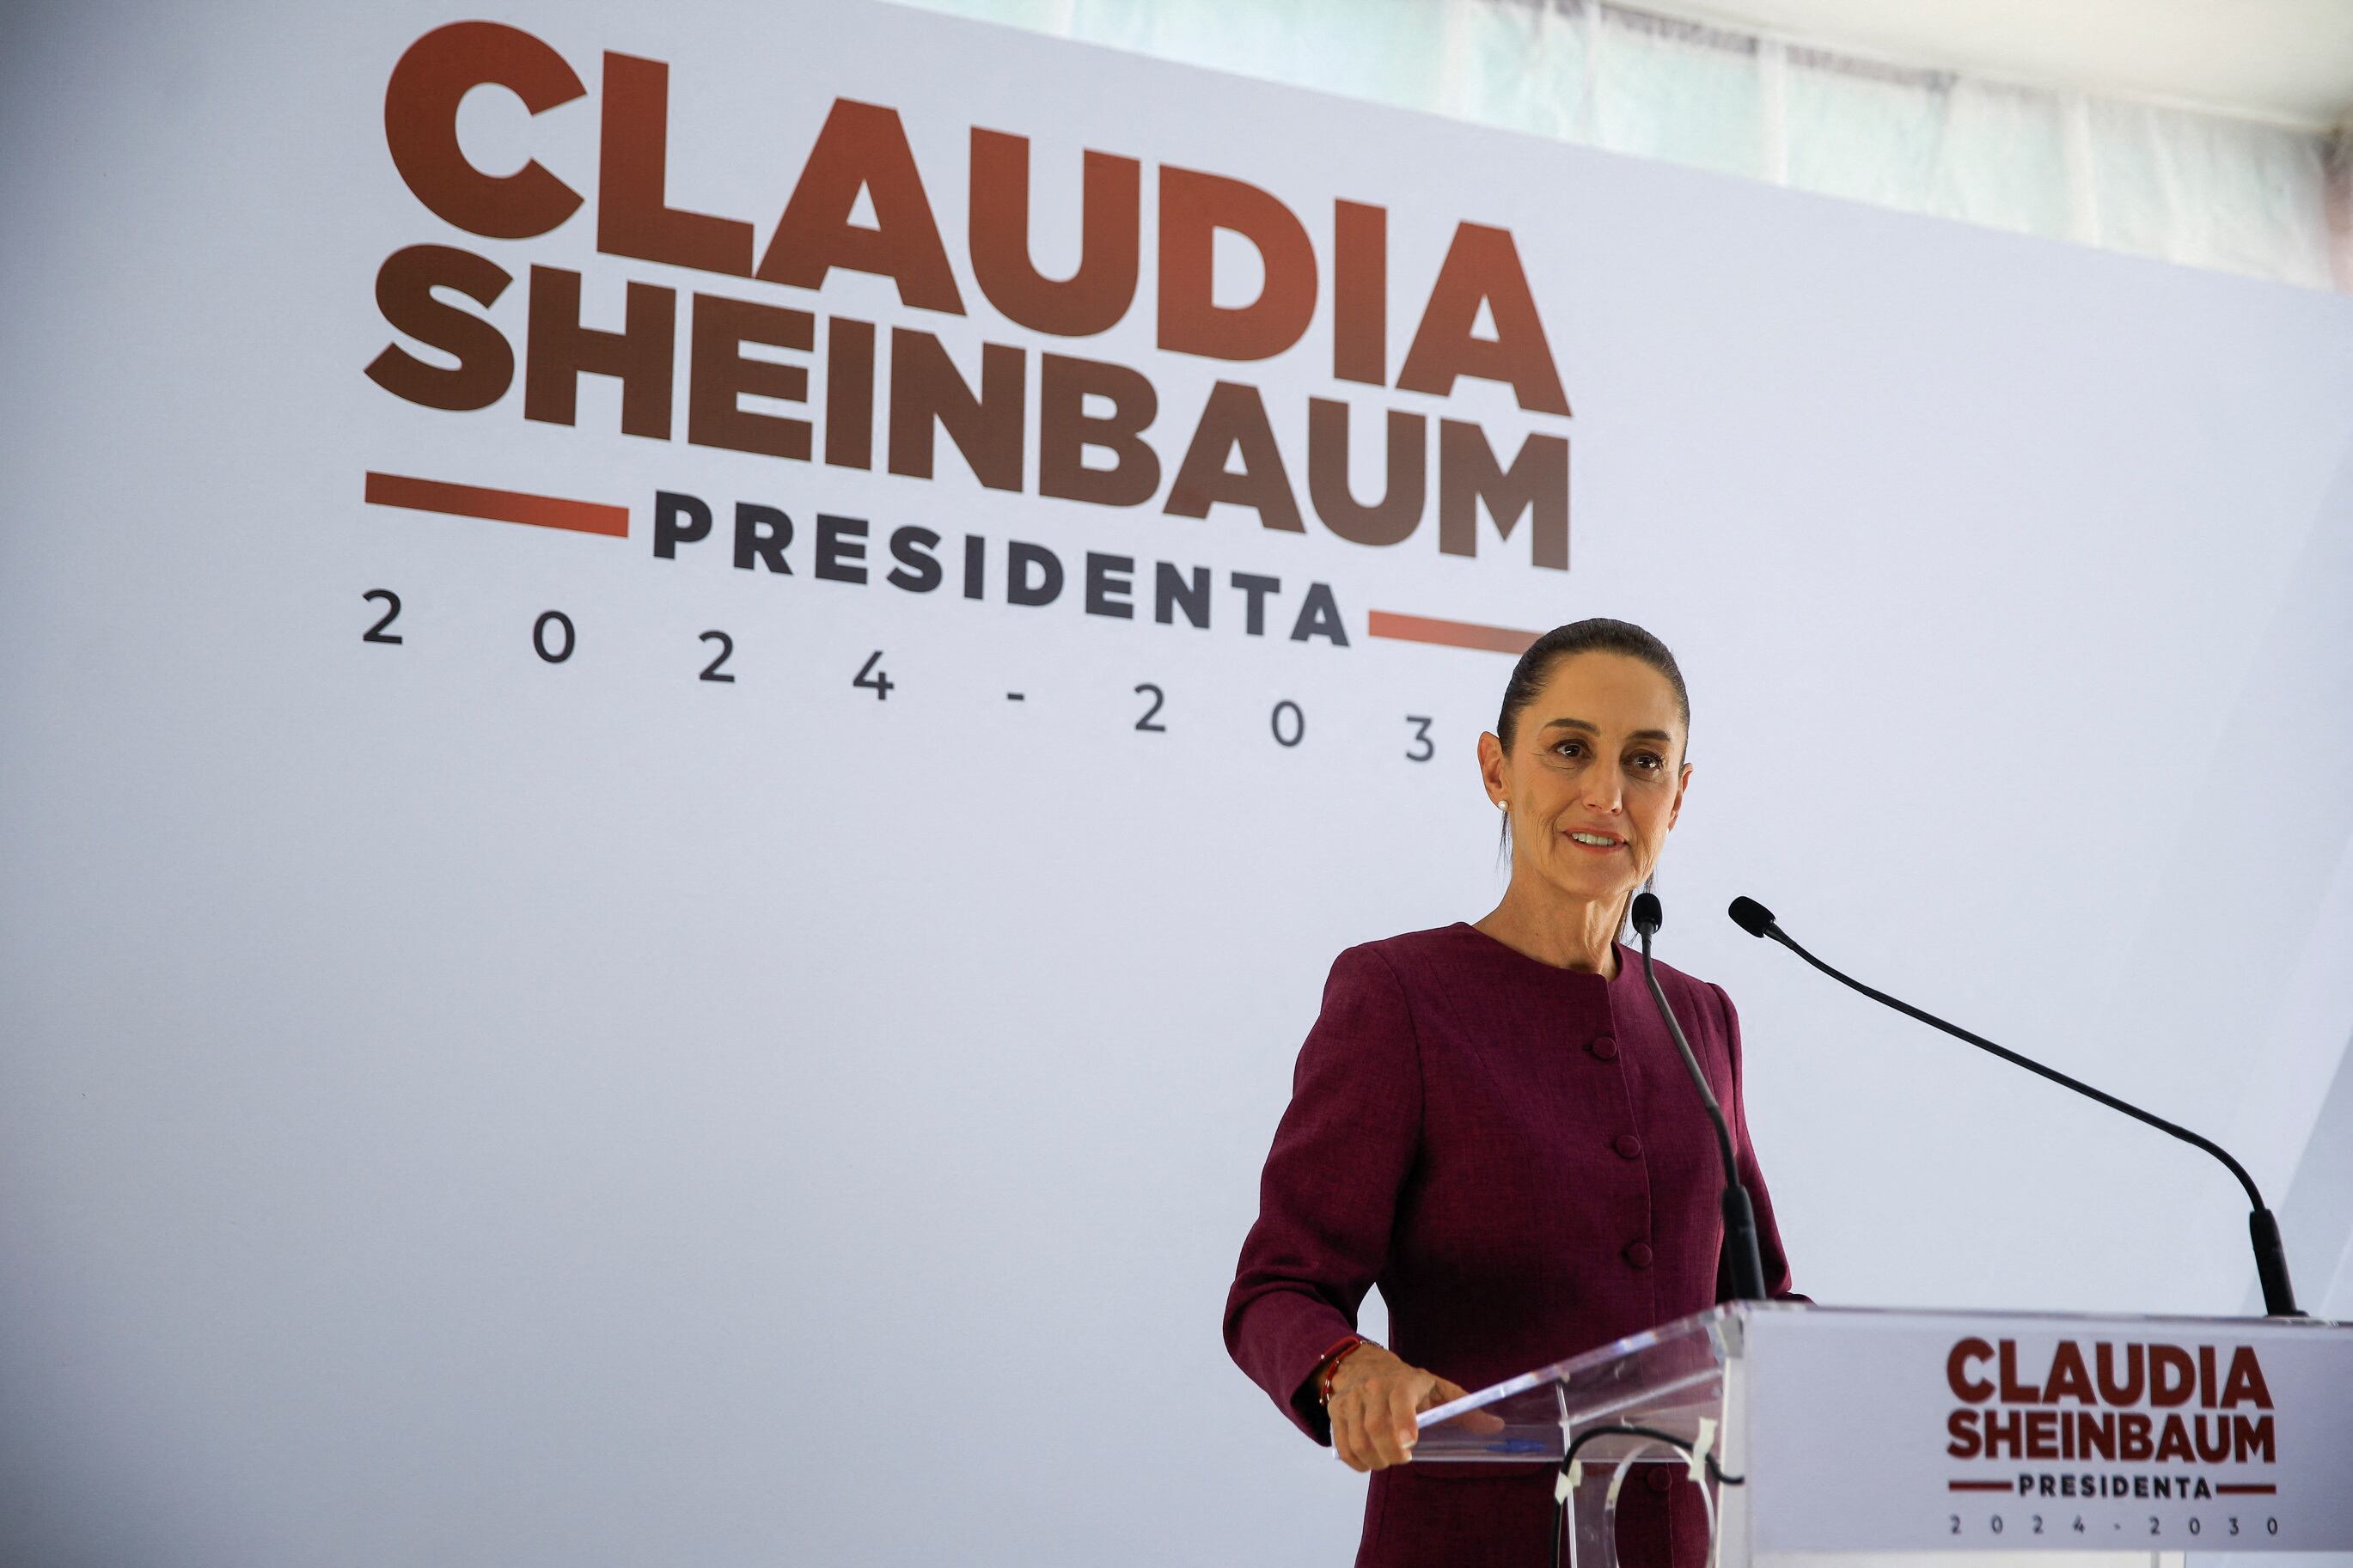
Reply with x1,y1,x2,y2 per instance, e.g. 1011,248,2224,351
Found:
1223,923,1800,1568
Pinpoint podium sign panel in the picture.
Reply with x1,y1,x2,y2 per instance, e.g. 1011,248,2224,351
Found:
1415,1304,2353,1565
1742,1308,2351,1554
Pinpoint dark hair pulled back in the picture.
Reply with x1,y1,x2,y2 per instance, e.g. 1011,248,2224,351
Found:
1496,618,1690,758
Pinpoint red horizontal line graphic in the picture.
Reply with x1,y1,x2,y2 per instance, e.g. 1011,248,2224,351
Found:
364,472,628,538
1947,1480,2011,1493
2215,1484,2277,1496
1367,610,1540,655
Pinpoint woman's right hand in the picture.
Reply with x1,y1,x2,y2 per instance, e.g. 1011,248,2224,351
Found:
1323,1345,1471,1471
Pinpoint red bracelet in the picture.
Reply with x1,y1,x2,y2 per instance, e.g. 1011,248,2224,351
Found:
1315,1333,1373,1406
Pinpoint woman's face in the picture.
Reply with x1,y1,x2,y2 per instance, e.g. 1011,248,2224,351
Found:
1480,651,1692,912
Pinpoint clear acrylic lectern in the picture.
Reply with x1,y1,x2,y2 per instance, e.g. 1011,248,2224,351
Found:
1410,1303,2352,1568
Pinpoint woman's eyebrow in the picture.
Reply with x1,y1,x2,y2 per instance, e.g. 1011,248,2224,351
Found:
1540,717,1676,743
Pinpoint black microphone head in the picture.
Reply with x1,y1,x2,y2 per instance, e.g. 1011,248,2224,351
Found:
1727,896,1778,937
1630,891,1663,937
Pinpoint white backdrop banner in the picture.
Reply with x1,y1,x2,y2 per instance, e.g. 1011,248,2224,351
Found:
3,3,2352,1565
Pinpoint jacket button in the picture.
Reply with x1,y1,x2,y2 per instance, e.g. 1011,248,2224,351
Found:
1589,1035,1619,1060
1646,1466,1675,1493
1613,1133,1643,1161
1623,1241,1653,1270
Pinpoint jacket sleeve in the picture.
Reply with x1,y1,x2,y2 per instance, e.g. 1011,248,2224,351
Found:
1708,981,1810,1304
1222,944,1425,1443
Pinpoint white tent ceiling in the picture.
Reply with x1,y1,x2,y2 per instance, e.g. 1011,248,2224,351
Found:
1635,0,2353,128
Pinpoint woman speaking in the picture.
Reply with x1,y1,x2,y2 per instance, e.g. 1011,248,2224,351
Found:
1223,618,1801,1568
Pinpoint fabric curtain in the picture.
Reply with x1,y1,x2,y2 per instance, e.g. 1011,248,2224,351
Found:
909,0,2352,294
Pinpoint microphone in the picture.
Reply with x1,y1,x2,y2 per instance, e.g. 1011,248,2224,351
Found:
1727,896,2301,1317
1631,892,1770,1302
